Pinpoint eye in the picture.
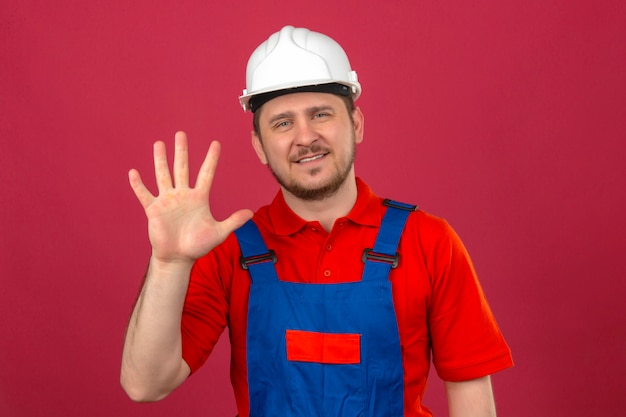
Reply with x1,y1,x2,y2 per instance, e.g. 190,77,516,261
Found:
313,112,330,120
273,120,292,130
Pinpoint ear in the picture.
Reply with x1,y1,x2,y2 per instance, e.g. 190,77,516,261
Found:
352,107,365,144
251,131,268,164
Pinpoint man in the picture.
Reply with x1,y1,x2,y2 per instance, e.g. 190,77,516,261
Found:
121,25,513,417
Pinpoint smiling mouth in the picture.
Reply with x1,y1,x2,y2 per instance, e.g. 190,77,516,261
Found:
297,153,328,163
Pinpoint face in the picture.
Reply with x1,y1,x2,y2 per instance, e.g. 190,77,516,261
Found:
251,92,364,201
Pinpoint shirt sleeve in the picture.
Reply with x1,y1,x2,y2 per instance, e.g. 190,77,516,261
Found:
427,221,513,381
180,238,235,374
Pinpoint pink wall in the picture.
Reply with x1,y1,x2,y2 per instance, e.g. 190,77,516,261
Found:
2,1,625,416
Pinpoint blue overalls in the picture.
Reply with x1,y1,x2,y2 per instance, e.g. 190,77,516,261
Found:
234,200,416,417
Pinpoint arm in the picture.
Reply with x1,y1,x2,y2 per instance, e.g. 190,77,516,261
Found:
120,257,193,401
445,376,497,417
120,131,252,401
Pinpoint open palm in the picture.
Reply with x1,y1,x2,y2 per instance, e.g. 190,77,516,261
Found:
129,131,253,264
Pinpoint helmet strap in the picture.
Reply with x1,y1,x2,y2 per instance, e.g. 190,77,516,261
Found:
249,83,351,113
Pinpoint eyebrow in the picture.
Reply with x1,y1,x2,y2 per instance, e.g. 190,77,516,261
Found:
268,111,295,126
267,105,336,126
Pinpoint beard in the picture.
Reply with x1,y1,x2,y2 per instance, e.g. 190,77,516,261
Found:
265,139,356,202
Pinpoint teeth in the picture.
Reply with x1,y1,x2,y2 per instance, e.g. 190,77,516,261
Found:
299,154,325,163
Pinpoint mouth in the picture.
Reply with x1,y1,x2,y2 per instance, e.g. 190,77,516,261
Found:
296,152,328,164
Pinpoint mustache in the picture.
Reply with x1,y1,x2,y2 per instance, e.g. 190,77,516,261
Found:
293,144,330,159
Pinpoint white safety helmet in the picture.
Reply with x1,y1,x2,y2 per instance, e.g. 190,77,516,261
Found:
239,25,361,112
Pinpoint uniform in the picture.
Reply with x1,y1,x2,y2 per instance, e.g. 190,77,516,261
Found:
181,178,513,417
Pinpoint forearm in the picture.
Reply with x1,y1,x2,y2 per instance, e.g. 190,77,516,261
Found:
120,257,193,401
445,376,497,417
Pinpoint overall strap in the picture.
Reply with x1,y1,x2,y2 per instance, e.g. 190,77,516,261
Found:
362,199,417,281
233,219,278,283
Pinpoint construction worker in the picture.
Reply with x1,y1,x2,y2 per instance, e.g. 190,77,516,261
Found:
121,25,513,417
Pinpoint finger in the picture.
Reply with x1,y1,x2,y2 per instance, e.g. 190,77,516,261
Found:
153,140,173,193
128,169,156,208
220,209,254,235
195,140,221,193
173,131,189,188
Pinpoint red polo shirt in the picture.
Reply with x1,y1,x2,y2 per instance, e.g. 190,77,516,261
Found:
182,178,513,417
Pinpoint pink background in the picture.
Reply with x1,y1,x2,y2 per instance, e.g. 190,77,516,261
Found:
2,1,625,416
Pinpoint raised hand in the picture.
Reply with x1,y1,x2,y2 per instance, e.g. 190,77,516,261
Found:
128,131,253,264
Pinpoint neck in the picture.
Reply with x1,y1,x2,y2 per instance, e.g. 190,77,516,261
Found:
282,176,358,232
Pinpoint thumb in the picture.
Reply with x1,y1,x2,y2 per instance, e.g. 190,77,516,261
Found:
221,209,254,235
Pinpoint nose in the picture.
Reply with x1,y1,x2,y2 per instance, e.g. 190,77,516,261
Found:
293,118,319,146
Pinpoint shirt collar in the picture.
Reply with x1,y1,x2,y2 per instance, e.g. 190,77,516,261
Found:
268,177,382,235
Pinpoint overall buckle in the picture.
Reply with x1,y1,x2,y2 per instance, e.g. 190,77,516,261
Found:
362,248,399,269
240,250,277,270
